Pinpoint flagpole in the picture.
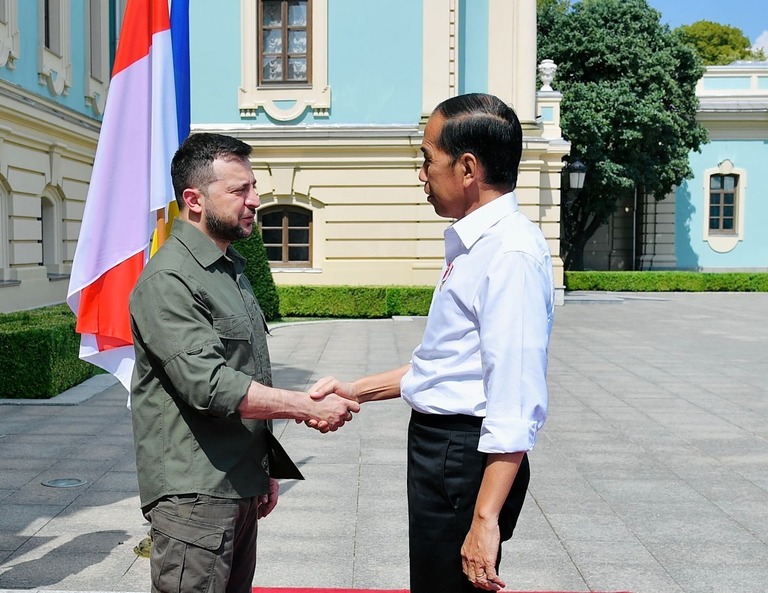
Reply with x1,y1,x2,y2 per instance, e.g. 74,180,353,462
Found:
155,207,167,248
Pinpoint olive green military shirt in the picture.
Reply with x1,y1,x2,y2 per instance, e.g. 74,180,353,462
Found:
129,219,272,509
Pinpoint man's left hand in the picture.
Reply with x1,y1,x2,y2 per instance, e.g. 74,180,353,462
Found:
257,478,280,519
460,516,505,591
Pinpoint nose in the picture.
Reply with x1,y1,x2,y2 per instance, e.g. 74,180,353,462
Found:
418,163,427,184
245,186,260,209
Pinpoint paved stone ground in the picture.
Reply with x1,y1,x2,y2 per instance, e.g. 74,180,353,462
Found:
0,292,767,593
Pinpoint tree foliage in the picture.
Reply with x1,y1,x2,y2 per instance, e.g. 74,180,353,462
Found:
537,0,708,270
676,20,766,65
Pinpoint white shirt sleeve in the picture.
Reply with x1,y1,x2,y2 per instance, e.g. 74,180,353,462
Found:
475,248,552,453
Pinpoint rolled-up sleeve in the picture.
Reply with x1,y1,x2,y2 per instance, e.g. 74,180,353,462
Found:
476,249,552,453
130,270,251,418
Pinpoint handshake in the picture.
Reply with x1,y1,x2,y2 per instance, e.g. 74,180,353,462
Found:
300,376,359,433
241,364,407,433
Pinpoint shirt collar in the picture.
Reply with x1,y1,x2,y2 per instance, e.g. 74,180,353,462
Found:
171,218,246,273
445,192,519,259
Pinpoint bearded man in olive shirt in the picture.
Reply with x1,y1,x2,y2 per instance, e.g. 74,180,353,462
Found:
129,133,359,593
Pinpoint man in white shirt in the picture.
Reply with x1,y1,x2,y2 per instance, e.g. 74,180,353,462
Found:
310,93,555,592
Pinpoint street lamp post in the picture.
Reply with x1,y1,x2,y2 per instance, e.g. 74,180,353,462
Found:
562,158,587,269
568,159,587,196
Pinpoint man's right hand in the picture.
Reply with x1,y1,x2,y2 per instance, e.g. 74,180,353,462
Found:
237,380,358,429
309,376,358,402
299,376,358,433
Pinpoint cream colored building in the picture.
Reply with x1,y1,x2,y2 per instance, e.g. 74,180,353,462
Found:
1,0,570,313
194,0,570,302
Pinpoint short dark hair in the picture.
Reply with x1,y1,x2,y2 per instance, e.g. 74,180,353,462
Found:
433,93,523,190
170,133,252,207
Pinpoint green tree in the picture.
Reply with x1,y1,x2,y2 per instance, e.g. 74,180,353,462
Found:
538,0,708,270
232,230,280,321
676,20,766,65
537,0,569,12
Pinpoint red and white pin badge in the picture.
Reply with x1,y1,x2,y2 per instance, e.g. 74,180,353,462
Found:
439,262,454,291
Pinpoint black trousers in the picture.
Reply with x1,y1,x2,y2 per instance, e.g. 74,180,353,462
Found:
407,411,530,593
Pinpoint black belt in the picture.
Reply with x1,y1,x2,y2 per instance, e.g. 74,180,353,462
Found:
410,410,483,431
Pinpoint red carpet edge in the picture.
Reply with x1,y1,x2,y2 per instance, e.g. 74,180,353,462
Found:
253,588,632,593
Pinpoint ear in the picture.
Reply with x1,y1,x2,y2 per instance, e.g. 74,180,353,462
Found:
182,188,203,213
458,152,479,188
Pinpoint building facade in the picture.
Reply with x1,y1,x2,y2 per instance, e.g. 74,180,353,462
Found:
0,1,127,313
585,61,768,272
1,0,569,313
190,0,569,300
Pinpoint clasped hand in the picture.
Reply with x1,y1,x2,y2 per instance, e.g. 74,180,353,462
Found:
302,376,358,433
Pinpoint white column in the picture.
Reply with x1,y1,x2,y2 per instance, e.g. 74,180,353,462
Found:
422,0,457,120
488,0,537,123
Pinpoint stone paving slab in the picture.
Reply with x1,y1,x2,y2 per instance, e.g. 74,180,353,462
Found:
0,293,767,593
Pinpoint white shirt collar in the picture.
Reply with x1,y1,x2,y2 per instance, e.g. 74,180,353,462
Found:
445,192,519,260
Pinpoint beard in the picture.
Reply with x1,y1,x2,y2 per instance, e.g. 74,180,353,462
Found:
204,208,253,243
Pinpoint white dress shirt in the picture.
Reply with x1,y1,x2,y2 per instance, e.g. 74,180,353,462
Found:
401,192,555,453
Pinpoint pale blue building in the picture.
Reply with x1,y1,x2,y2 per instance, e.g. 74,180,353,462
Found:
584,61,768,272
0,1,121,312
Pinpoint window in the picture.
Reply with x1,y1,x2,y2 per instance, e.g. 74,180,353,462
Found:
240,0,329,120
85,0,111,115
708,174,737,234
259,0,310,85
0,178,9,282
259,207,312,267
43,0,61,53
38,0,71,96
89,0,103,81
40,189,64,276
0,0,19,69
109,0,128,70
703,160,746,253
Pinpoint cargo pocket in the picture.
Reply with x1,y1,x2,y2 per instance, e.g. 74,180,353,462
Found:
150,507,225,593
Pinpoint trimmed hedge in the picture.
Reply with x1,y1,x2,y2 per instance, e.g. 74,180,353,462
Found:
232,231,280,321
8,271,765,399
278,285,434,318
0,304,96,399
565,271,768,292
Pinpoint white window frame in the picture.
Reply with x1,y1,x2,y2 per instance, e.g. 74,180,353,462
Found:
240,0,330,121
84,0,110,115
0,0,19,70
703,159,746,253
38,0,72,96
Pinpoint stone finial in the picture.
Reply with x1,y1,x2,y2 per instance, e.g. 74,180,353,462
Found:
538,59,557,91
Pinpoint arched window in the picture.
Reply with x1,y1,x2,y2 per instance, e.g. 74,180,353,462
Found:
703,159,746,254
0,179,9,282
40,189,64,277
259,206,312,267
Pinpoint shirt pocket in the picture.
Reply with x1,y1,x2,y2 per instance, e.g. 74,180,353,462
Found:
212,314,256,376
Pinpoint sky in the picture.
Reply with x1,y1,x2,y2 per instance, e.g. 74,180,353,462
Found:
646,0,768,52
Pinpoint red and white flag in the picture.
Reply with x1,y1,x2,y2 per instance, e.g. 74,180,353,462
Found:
67,0,181,390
